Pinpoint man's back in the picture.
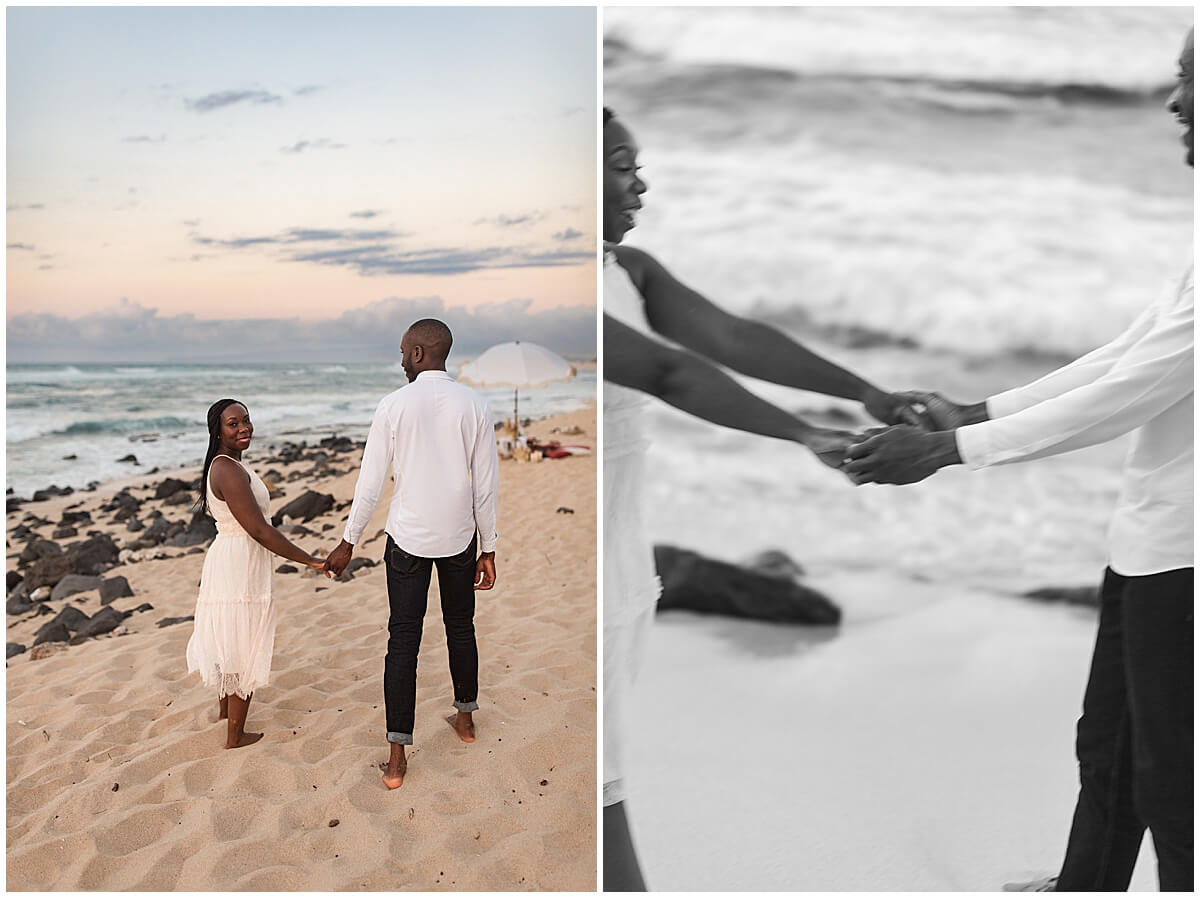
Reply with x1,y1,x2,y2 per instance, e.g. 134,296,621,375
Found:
344,370,499,558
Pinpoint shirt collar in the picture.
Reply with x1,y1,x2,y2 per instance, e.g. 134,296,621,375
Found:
414,369,453,382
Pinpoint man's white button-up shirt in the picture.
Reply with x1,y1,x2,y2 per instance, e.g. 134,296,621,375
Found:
343,370,499,557
956,263,1193,577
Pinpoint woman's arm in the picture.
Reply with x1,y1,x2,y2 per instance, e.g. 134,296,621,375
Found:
605,314,853,469
209,459,326,569
616,245,914,425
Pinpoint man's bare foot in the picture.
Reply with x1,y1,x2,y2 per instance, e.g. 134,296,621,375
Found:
225,731,263,750
218,695,229,721
382,744,407,789
446,711,475,743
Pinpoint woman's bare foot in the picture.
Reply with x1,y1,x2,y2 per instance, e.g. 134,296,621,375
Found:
225,731,263,749
223,692,260,750
382,743,407,789
446,711,475,743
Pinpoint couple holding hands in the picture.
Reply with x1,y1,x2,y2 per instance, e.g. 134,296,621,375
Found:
603,27,1192,893
186,318,498,794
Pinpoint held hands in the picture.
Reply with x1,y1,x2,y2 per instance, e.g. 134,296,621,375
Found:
307,556,332,578
894,391,980,431
324,540,353,578
841,425,961,485
805,428,859,471
862,388,928,429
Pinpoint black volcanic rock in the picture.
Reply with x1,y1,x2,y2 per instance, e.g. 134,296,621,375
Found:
102,490,140,514
73,605,125,639
6,595,34,616
20,539,63,565
165,512,216,547
345,557,376,575
66,534,120,576
156,615,194,628
52,604,92,632
654,545,840,625
153,478,190,500
24,554,72,591
31,485,74,502
32,620,71,646
7,642,26,659
7,571,25,593
1023,585,1099,608
271,490,335,525
99,576,134,605
50,574,103,603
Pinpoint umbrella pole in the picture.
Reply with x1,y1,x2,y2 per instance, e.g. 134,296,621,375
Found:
513,388,519,439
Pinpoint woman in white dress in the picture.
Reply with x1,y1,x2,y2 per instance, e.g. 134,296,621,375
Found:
601,107,920,890
185,398,327,749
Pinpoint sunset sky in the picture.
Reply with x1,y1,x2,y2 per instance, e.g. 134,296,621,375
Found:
6,7,597,361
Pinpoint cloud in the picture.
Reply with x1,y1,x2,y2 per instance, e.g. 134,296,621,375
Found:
7,243,36,251
121,135,165,144
189,226,404,251
293,85,322,97
7,203,44,212
281,138,346,154
6,295,596,363
188,224,590,277
475,211,547,229
185,89,283,113
552,228,584,241
350,209,381,219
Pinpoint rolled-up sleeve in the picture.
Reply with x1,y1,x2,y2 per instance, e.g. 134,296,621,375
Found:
342,399,395,545
470,404,499,553
958,274,1194,468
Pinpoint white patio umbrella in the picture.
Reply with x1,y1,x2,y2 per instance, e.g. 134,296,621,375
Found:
457,341,576,436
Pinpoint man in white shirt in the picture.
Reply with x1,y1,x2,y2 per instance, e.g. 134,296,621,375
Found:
325,318,499,790
843,28,1193,893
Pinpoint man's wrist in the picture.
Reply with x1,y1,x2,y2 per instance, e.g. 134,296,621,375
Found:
962,401,990,426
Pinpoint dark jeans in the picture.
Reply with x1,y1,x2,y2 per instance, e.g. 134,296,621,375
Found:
382,534,480,745
1057,567,1193,892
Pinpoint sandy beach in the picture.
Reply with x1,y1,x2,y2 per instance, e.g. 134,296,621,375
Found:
624,573,1158,892
6,405,596,891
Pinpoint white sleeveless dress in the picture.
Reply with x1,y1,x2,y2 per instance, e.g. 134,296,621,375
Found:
185,457,277,699
603,250,664,807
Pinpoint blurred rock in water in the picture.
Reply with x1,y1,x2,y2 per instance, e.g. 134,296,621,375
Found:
1022,585,1099,608
654,545,840,625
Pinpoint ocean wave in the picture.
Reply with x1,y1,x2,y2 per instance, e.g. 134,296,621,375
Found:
605,6,1190,94
61,415,198,437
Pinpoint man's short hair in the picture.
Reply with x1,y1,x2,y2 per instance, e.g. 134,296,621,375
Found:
406,318,453,361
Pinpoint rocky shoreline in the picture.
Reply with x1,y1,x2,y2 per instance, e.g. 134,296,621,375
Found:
5,435,369,662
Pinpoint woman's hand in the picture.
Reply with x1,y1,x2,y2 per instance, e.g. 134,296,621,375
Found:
895,391,988,431
307,556,332,578
862,388,928,428
805,428,859,471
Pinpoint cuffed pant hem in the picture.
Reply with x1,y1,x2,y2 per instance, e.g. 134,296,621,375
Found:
386,731,413,745
454,700,479,712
